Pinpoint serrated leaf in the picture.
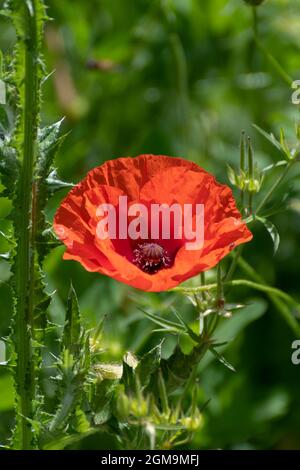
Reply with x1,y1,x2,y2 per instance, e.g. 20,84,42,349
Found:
38,119,64,153
256,216,280,254
91,379,118,417
42,429,98,450
94,403,111,425
35,121,69,263
48,350,82,433
46,169,74,192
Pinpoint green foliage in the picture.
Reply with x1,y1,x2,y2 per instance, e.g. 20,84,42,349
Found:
0,0,300,452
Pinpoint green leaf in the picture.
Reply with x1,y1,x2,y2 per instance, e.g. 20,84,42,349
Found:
0,142,19,198
42,428,98,450
0,374,15,411
139,308,186,335
262,160,288,173
279,128,292,159
38,119,64,158
48,350,80,433
62,284,81,353
121,361,135,393
171,308,199,343
253,124,283,153
161,344,207,392
35,120,69,263
91,379,118,419
46,169,74,193
122,352,138,392
136,341,162,387
256,216,280,254
0,79,6,104
227,164,237,186
209,347,236,372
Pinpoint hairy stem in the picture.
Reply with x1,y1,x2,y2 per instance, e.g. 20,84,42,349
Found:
173,279,298,307
13,0,43,449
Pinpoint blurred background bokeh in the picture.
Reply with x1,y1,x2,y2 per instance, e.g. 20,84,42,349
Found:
1,0,300,449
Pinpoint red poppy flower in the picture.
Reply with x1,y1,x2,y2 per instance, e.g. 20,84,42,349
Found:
53,155,252,292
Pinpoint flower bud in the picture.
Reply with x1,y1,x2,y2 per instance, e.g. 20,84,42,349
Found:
180,414,203,432
130,397,149,418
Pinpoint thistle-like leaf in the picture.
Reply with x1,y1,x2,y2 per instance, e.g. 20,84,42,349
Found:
35,120,70,263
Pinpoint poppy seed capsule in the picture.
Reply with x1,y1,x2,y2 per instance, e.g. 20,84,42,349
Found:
133,242,172,274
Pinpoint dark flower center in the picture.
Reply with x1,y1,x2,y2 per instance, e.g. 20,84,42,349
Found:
133,242,173,274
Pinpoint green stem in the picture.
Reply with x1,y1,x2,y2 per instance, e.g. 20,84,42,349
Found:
173,279,297,307
247,137,254,214
216,263,224,308
224,245,244,283
200,271,207,301
240,130,246,208
13,0,43,450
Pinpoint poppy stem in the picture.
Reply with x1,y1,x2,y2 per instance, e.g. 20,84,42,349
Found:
173,279,298,307
200,271,207,301
224,245,244,284
247,137,254,214
240,131,246,209
216,263,224,309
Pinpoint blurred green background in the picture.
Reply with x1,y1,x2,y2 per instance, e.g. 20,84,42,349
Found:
1,0,300,449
